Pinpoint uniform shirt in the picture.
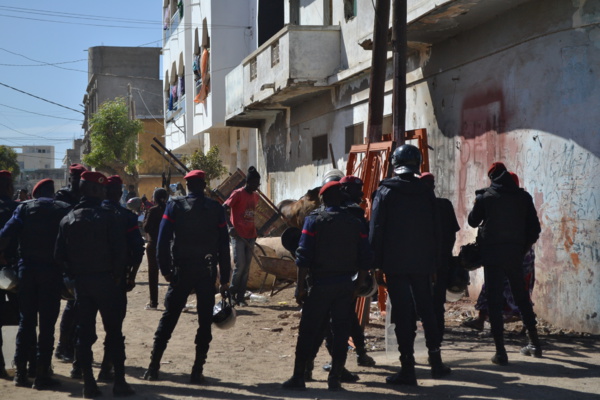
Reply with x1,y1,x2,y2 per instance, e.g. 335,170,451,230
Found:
295,206,371,281
223,187,259,239
102,200,145,270
157,193,231,284
0,197,70,266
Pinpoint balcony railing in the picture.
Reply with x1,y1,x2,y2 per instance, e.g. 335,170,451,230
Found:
226,25,341,125
163,11,181,44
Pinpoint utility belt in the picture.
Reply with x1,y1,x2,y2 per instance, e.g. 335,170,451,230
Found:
172,254,217,284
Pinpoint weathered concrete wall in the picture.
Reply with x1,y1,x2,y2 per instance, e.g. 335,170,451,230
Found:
137,119,165,175
259,0,599,332
406,0,600,333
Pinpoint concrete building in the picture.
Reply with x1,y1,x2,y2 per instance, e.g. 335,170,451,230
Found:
225,0,600,333
161,0,263,186
13,145,67,193
15,145,54,171
82,46,165,197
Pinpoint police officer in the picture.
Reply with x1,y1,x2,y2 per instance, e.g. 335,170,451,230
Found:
0,170,18,380
420,172,460,341
369,144,451,385
55,163,87,363
55,171,133,398
283,181,371,391
306,176,375,381
0,179,70,389
468,162,542,365
143,170,231,384
96,176,145,382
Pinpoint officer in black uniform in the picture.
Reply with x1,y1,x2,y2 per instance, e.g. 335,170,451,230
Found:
468,162,541,365
0,170,18,380
55,171,133,398
369,144,451,386
54,163,87,363
283,181,371,391
143,170,231,384
96,175,145,382
305,175,375,382
420,172,460,341
0,179,70,389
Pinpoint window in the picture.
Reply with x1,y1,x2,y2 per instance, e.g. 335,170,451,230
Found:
271,41,280,67
250,58,257,81
345,123,364,153
312,134,328,161
382,114,392,137
344,0,357,21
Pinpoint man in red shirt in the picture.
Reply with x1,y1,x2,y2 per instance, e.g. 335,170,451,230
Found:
223,166,260,306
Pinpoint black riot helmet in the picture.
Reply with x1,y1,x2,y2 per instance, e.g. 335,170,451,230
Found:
391,144,422,175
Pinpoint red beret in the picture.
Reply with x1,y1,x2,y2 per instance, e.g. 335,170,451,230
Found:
106,175,123,186
184,170,206,181
69,163,87,175
420,172,435,181
340,175,363,185
32,179,54,197
488,162,507,178
0,170,12,180
319,181,341,196
509,172,520,187
80,171,107,185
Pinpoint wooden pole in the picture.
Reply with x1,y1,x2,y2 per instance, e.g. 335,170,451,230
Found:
367,0,391,144
392,0,406,146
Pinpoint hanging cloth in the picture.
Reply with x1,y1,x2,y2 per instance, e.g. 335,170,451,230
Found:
194,49,210,104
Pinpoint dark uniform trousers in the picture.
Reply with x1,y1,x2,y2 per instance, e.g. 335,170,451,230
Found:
153,267,216,356
297,280,354,367
15,265,62,366
484,263,537,339
432,259,450,338
386,274,441,355
74,272,126,370
311,297,366,358
58,299,77,354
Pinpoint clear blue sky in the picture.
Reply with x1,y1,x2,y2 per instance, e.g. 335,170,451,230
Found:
0,1,162,168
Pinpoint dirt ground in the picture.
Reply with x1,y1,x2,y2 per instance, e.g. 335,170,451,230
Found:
1,255,599,399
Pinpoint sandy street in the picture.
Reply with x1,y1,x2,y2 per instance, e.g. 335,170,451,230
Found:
1,254,599,399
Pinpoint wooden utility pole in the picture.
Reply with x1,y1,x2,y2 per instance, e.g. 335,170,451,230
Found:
367,0,391,144
392,0,406,145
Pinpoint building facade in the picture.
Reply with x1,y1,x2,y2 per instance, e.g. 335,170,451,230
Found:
225,0,600,333
82,46,165,196
161,0,263,186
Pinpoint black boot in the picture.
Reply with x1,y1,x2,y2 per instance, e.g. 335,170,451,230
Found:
304,358,314,382
521,329,542,358
356,347,376,367
282,358,306,390
0,351,8,379
492,335,508,365
97,353,114,382
386,354,417,386
27,349,37,378
113,363,135,397
70,362,83,379
82,368,102,399
339,367,359,383
327,360,345,391
32,363,61,390
190,347,207,384
429,349,451,378
143,345,165,381
13,362,30,387
55,342,74,363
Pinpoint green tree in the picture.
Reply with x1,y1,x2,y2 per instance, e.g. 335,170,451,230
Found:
0,145,20,178
83,97,143,187
182,145,228,188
